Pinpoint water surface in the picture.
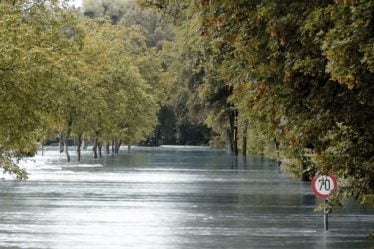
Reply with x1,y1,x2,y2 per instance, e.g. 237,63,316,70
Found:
0,146,373,249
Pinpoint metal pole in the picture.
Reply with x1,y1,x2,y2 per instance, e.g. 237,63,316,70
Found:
324,199,328,231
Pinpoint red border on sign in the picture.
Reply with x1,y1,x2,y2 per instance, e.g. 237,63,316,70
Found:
311,174,337,199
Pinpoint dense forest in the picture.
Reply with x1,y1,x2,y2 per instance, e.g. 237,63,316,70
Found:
0,0,373,207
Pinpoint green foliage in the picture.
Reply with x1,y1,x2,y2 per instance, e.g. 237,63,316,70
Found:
139,0,374,206
84,0,174,48
76,19,159,145
0,153,28,180
158,105,177,144
0,0,169,176
82,0,213,146
0,0,76,176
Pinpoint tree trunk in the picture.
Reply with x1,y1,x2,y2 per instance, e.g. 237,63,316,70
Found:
41,143,44,156
59,134,64,153
227,86,238,156
65,132,71,162
77,133,82,162
154,126,160,146
64,143,69,161
115,140,122,154
98,143,103,158
93,137,98,159
228,109,238,156
227,129,234,153
64,114,73,162
128,145,131,152
105,143,110,154
83,138,88,149
111,140,115,154
242,121,248,156
233,123,238,156
274,138,281,167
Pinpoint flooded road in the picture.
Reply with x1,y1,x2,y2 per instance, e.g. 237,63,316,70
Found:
0,146,373,249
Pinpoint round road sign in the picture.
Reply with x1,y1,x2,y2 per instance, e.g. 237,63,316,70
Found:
311,174,337,198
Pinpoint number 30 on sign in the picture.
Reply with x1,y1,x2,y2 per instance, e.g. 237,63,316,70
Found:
311,175,337,198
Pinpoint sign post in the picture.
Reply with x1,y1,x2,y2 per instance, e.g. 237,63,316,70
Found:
311,174,337,231
324,199,328,231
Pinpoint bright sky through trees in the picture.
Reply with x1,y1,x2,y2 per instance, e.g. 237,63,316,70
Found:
69,0,82,7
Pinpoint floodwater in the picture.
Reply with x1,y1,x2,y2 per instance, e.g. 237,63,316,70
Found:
0,146,373,249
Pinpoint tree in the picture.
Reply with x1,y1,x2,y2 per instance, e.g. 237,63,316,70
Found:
83,0,179,147
0,0,166,175
77,19,160,156
138,0,374,206
0,0,80,177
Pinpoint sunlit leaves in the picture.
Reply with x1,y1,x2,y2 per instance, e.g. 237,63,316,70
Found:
140,0,374,206
0,0,70,175
0,0,165,176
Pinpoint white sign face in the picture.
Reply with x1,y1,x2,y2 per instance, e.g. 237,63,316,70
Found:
311,175,337,198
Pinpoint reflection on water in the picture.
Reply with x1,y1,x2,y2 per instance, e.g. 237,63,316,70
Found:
0,146,373,249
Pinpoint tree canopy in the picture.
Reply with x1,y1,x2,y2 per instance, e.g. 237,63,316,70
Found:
0,0,170,177
0,0,372,207
137,0,374,206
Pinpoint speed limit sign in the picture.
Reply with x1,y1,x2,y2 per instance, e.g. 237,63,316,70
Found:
311,174,337,198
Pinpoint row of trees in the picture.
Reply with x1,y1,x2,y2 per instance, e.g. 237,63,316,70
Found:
82,0,213,146
138,0,374,206
0,0,172,178
1,0,372,206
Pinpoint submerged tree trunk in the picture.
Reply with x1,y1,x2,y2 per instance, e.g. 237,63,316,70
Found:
227,129,234,153
111,140,115,154
242,121,248,156
59,134,64,153
77,133,82,162
65,132,71,162
105,143,110,154
227,86,239,156
154,126,160,146
64,114,73,162
65,140,70,162
228,108,239,156
233,123,238,156
93,137,98,159
83,138,88,149
98,143,103,158
274,138,281,167
115,140,122,154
